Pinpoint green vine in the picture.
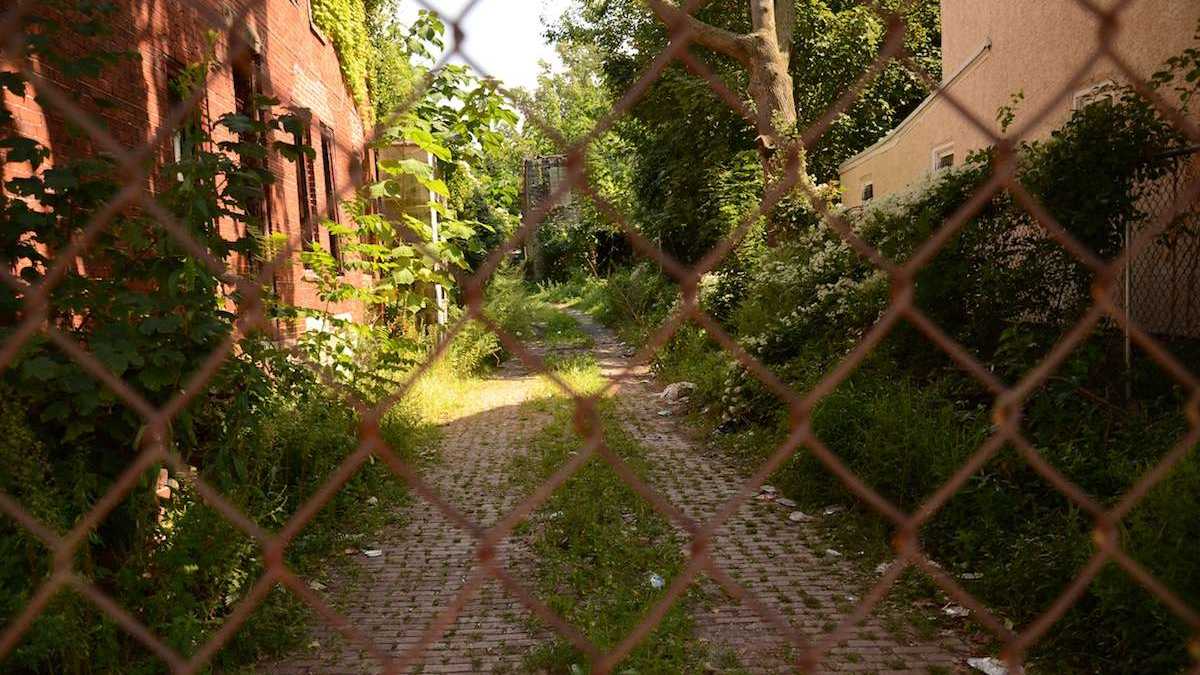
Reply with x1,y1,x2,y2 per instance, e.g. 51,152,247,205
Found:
309,0,372,117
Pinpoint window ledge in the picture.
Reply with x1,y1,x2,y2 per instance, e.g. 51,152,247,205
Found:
310,21,328,45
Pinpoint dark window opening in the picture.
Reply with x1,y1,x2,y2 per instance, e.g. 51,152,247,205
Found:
862,183,874,203
232,53,272,234
295,120,320,252
937,152,955,170
319,123,342,266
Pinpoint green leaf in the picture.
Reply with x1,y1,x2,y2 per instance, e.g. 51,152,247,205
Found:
21,356,60,382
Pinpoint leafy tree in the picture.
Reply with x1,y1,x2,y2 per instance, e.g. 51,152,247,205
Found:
292,8,523,389
556,0,941,253
518,43,639,278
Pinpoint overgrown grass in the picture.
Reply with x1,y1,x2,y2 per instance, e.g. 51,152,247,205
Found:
551,266,1200,673
447,273,594,375
0,369,436,673
508,359,710,673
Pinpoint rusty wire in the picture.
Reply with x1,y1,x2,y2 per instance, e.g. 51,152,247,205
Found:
0,0,1198,673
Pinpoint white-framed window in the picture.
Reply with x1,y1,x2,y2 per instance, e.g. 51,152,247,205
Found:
931,142,955,173
861,182,875,203
166,60,202,181
1073,80,1117,111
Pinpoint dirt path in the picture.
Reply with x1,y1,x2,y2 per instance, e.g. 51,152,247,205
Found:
571,310,972,675
272,309,971,674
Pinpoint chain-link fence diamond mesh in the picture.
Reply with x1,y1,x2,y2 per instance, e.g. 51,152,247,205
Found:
1,0,1198,673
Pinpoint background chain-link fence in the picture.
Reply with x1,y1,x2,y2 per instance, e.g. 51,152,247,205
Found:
1,0,1198,673
1125,146,1200,340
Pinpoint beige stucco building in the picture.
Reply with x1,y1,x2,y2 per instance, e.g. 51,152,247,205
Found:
839,0,1199,208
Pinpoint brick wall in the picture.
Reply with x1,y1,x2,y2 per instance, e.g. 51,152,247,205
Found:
2,0,373,339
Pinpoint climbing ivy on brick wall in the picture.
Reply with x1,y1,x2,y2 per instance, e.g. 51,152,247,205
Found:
309,0,372,116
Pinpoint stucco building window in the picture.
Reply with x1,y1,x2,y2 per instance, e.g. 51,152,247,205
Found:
932,143,955,172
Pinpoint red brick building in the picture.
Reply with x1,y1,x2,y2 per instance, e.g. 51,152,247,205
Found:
2,0,374,338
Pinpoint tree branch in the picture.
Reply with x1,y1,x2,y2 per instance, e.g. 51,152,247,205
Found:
645,0,753,65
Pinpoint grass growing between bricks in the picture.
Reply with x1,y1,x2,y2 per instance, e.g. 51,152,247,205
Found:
508,356,712,673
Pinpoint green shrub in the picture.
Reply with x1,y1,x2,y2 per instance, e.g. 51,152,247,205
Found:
582,37,1200,673
0,8,426,671
447,318,505,375
588,263,676,342
0,349,424,673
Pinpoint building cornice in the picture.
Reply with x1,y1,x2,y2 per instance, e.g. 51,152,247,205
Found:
839,38,993,174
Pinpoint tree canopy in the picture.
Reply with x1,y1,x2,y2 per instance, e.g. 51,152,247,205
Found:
551,0,942,260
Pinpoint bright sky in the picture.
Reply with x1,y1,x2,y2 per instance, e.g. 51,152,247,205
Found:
396,0,572,92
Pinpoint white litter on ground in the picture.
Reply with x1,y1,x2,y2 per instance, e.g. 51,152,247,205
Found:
967,656,1021,675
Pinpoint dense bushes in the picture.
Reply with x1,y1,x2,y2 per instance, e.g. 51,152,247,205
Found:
0,351,423,673
0,8,428,671
575,43,1200,673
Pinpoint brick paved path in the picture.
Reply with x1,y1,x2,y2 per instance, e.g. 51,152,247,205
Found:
270,357,550,674
572,310,972,675
272,309,972,674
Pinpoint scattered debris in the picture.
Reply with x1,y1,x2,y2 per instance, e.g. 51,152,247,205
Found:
361,549,384,558
308,580,327,591
824,548,842,557
961,572,983,580
366,496,379,506
942,603,970,618
874,562,890,574
967,656,1021,675
307,639,321,650
760,485,778,495
755,493,776,502
657,409,672,417
344,547,356,555
821,504,846,516
659,382,697,403
776,497,797,508
648,573,666,590
788,511,812,523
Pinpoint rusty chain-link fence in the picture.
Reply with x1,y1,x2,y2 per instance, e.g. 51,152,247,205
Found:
1,0,1199,673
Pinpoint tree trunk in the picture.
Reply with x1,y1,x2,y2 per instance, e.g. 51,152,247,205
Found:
751,38,797,246
648,0,804,245
747,1,799,246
